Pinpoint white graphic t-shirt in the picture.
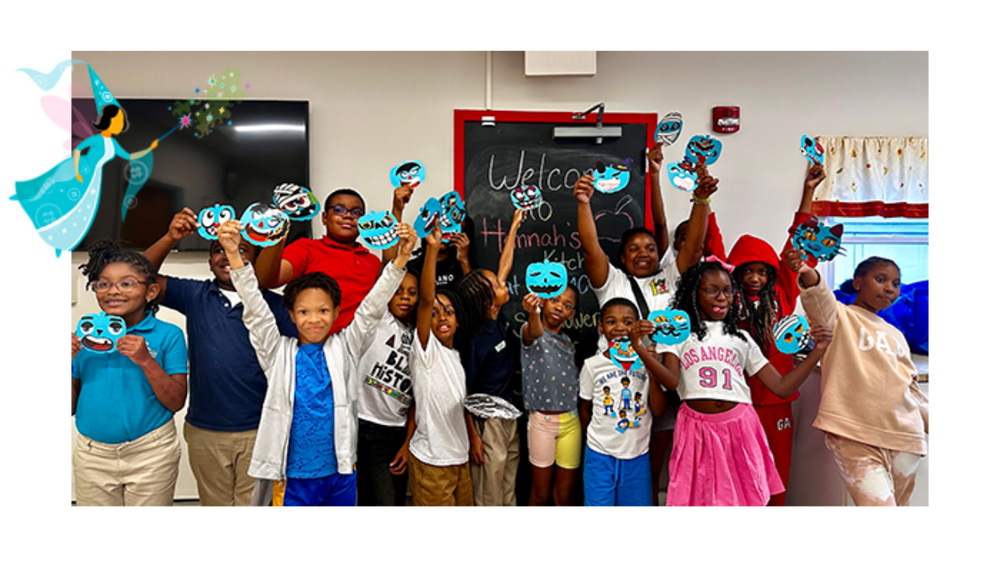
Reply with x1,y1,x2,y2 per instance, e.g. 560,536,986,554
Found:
409,334,470,466
662,322,770,404
579,353,652,460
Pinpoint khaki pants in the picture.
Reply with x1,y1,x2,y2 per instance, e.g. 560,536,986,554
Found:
408,455,472,506
74,420,181,506
824,432,923,506
470,417,519,506
183,422,258,506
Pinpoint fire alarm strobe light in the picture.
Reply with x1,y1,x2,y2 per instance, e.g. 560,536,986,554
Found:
713,106,740,134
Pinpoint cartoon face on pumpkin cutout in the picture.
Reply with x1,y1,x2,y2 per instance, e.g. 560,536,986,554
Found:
272,183,320,221
773,314,813,355
792,216,845,262
800,135,825,165
648,308,691,345
240,203,290,248
608,338,643,372
655,112,683,146
510,184,543,211
525,260,568,299
390,160,425,189
357,210,400,250
414,196,443,238
197,204,236,240
76,311,126,355
593,158,633,194
666,161,698,192
685,135,722,166
438,191,466,234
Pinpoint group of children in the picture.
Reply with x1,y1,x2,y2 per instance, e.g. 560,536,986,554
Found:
70,144,928,507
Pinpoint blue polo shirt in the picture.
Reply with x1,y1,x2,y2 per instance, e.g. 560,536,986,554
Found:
72,312,188,444
161,276,298,432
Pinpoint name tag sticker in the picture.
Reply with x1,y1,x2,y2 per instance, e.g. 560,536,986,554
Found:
494,341,506,353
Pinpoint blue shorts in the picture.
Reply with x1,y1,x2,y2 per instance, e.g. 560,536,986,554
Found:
583,447,652,506
283,472,357,506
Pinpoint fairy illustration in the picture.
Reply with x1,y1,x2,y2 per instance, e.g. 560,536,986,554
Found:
12,62,157,257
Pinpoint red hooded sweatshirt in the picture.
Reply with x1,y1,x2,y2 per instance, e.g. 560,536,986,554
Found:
726,211,816,406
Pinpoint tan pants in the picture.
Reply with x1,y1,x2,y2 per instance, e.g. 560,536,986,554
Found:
824,432,923,506
74,420,181,506
408,455,472,506
470,417,519,506
183,422,257,506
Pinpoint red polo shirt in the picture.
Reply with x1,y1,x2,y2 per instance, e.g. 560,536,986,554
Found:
283,235,381,334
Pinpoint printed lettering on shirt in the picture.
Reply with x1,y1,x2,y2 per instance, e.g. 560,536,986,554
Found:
145,341,159,360
857,326,907,369
680,344,744,375
364,330,414,406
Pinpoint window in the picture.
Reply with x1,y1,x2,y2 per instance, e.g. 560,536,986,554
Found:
823,216,928,289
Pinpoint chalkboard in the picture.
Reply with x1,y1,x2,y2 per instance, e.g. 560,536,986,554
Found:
455,110,656,361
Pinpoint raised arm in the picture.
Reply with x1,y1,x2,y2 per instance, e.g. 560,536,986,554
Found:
254,238,295,289
629,320,674,396
416,225,443,350
219,220,283,371
497,208,525,285
787,250,839,331
799,163,825,214
520,292,545,346
647,142,670,256
752,325,832,399
574,174,610,289
382,185,415,263
676,164,719,274
143,208,199,297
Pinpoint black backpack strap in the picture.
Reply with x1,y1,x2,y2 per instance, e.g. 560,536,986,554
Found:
626,275,651,320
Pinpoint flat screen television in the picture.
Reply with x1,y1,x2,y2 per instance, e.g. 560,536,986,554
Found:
71,98,310,252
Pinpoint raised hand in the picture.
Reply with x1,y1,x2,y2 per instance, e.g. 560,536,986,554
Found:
397,222,417,258
783,246,808,273
647,141,664,174
574,174,595,204
630,319,656,343
804,163,827,192
393,184,414,212
167,207,199,241
808,324,834,352
426,222,443,249
511,207,526,232
217,219,244,255
522,292,542,314
693,164,719,200
451,232,470,263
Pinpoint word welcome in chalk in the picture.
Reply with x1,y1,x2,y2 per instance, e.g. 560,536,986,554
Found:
488,151,599,192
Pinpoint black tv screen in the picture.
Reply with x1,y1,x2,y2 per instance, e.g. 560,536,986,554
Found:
71,98,310,252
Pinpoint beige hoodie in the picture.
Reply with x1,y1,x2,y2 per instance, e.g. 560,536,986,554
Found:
799,274,928,455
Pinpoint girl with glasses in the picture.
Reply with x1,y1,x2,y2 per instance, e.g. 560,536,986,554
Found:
643,261,832,506
71,241,188,505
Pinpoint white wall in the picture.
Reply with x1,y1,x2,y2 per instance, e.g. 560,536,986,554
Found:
69,51,928,502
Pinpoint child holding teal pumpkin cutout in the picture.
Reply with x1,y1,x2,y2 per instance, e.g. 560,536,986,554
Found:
705,162,825,505
578,298,668,506
72,241,188,505
648,261,832,506
520,285,580,506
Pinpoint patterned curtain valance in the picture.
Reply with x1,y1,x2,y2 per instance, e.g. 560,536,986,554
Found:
810,136,928,218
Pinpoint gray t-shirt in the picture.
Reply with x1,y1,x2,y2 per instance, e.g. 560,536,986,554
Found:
520,327,578,412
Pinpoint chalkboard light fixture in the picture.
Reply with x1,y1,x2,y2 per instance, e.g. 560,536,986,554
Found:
553,101,623,144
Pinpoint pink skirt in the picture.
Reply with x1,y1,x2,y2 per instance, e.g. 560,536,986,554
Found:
666,402,785,506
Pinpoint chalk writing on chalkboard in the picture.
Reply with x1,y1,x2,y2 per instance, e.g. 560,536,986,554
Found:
458,113,654,361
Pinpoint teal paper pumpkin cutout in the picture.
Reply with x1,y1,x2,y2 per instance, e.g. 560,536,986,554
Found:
510,184,543,210
773,314,812,355
240,203,289,248
358,210,400,250
593,159,633,194
791,216,845,262
75,312,126,355
525,260,568,299
685,135,722,166
390,160,425,189
196,204,235,240
800,135,825,165
415,196,443,238
608,338,643,372
272,183,320,221
648,308,691,345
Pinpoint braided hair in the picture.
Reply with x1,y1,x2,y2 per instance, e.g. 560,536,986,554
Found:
456,269,496,337
78,240,159,315
670,261,746,343
732,262,779,354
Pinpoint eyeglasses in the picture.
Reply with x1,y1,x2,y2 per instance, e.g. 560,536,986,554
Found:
326,205,364,219
92,279,148,293
698,286,734,298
